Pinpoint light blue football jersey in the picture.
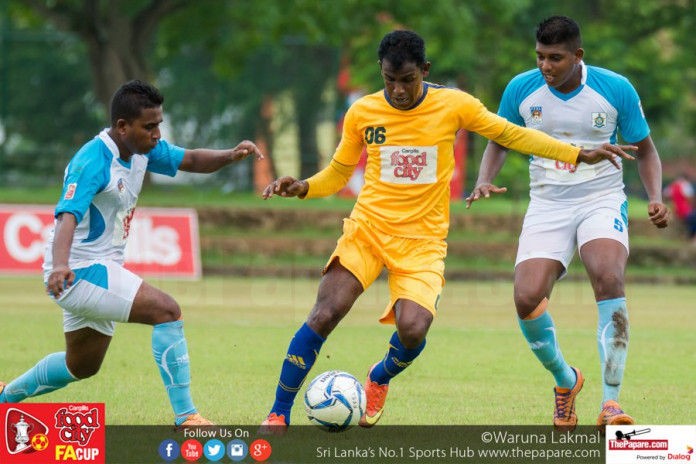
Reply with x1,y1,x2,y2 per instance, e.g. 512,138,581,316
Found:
498,62,649,201
43,130,185,270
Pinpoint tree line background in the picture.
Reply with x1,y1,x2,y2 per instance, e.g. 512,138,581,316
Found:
0,0,694,197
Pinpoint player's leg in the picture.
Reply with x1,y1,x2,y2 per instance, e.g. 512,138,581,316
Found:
580,238,634,427
578,194,634,428
0,329,108,403
263,260,364,429
515,199,584,429
515,258,577,388
360,234,444,427
359,299,432,428
127,280,210,428
1,264,122,403
515,259,584,429
263,219,381,430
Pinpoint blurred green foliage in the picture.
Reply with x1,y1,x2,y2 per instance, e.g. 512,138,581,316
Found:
1,0,694,195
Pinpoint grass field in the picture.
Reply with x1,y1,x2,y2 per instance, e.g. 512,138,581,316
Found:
1,275,693,427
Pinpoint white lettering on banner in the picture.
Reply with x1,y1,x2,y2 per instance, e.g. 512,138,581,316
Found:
0,205,199,278
3,213,52,263
124,217,181,265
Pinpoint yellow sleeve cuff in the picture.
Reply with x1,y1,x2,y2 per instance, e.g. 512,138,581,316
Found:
494,122,580,165
304,159,357,199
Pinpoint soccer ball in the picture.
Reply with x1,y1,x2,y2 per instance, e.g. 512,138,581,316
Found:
31,433,49,451
304,370,366,432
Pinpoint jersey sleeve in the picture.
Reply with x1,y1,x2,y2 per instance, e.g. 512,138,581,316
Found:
497,79,526,126
332,104,366,166
55,146,110,222
147,139,186,176
616,79,650,143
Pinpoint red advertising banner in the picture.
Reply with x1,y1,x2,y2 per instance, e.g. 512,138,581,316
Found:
0,205,201,279
0,403,106,464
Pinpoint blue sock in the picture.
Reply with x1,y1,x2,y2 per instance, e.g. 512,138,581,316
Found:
597,298,629,403
271,323,325,424
152,320,196,425
370,332,425,385
0,352,77,403
519,310,576,389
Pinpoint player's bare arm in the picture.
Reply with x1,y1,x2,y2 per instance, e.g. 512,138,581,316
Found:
466,141,509,209
577,143,636,169
633,136,669,229
262,176,309,199
46,212,77,299
178,140,264,173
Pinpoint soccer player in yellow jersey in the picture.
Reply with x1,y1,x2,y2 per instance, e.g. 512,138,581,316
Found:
259,30,635,432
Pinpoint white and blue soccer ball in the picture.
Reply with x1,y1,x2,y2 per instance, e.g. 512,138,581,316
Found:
304,370,366,432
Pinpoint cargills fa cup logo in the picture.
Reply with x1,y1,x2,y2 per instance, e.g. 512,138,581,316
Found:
4,409,50,455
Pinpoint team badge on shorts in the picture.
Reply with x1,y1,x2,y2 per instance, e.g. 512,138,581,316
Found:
530,106,543,125
592,112,607,128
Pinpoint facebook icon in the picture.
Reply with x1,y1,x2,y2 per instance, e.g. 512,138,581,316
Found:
158,439,180,461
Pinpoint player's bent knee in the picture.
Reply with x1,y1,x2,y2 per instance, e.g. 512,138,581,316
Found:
593,273,625,300
67,362,101,380
307,305,346,336
396,317,431,349
514,293,546,319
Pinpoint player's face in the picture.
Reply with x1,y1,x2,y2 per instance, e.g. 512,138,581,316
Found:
536,42,583,93
119,106,163,155
380,58,430,110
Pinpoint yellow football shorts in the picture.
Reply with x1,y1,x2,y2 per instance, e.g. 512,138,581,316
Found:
324,217,447,324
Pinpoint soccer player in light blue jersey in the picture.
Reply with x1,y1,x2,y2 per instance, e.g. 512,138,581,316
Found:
0,80,263,429
466,16,669,430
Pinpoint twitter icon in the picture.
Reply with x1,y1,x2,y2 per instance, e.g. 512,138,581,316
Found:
203,439,225,462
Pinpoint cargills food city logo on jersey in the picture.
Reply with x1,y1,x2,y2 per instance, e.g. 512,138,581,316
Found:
380,146,437,184
0,403,105,464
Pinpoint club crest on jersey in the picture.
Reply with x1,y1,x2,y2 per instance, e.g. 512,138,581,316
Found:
64,183,77,200
592,112,607,128
530,106,543,125
117,178,124,197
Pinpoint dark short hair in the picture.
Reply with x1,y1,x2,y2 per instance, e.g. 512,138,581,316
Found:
110,79,164,125
536,16,582,51
378,30,426,70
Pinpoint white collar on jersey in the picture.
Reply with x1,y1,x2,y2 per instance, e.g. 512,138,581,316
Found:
579,60,587,86
97,129,120,159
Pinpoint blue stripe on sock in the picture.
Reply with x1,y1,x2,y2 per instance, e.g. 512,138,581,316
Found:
271,323,325,424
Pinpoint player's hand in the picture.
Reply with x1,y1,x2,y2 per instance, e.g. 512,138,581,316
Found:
648,201,669,229
46,265,75,299
465,183,508,209
262,176,309,199
230,140,264,162
577,143,636,169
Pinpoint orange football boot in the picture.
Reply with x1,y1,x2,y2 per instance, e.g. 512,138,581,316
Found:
553,367,584,431
359,363,389,428
174,412,213,431
259,413,288,435
597,400,634,433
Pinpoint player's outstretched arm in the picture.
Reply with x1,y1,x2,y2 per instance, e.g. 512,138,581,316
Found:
179,140,264,173
466,141,509,209
577,143,635,169
47,212,77,299
263,176,309,199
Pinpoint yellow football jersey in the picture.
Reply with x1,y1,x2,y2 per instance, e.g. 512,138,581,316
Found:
326,83,579,239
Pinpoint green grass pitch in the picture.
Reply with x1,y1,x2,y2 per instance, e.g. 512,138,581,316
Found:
0,275,692,426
